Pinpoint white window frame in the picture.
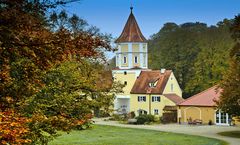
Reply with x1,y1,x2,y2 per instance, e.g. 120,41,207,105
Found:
152,96,160,102
154,109,159,115
138,96,146,102
215,110,229,126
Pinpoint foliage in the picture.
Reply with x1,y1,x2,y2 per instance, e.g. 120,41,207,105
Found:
110,114,128,121
135,114,155,124
218,14,240,116
0,0,119,144
20,60,122,144
208,120,213,125
148,21,234,97
0,109,31,145
129,111,136,119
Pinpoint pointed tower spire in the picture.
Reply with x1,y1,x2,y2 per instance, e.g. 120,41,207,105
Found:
115,6,146,43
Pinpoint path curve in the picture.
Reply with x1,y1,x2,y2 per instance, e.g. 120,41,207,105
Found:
93,118,240,145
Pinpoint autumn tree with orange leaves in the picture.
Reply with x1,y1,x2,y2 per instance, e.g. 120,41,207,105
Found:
0,0,122,144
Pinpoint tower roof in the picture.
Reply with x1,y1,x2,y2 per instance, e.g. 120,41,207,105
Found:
115,8,147,43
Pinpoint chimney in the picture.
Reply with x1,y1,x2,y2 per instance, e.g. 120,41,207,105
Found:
160,68,166,74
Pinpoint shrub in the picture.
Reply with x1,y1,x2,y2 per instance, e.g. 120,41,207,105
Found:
135,114,155,124
109,114,128,121
99,110,110,117
154,116,160,122
128,111,136,119
208,120,213,125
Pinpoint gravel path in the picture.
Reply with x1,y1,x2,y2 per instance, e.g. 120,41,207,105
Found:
93,118,240,145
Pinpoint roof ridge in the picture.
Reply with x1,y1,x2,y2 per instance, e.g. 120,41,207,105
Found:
178,85,218,105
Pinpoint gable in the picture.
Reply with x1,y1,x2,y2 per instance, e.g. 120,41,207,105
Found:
163,72,182,97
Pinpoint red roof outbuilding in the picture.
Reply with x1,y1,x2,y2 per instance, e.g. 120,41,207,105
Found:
178,86,222,107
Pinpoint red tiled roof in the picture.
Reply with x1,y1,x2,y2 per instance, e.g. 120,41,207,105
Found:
131,70,172,94
164,94,184,104
115,10,147,43
178,86,222,107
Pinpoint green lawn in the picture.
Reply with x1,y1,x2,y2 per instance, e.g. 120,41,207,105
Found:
50,125,227,145
218,131,240,138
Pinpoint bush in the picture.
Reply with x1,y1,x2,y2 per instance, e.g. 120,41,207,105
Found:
109,114,128,121
154,116,160,122
99,110,110,117
135,114,155,124
208,120,213,125
128,111,136,119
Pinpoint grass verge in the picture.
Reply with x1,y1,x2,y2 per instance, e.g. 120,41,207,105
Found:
218,131,240,138
50,125,227,145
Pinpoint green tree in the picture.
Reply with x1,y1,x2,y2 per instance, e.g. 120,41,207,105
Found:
0,0,118,144
185,20,234,95
148,21,234,97
21,60,123,144
218,15,240,116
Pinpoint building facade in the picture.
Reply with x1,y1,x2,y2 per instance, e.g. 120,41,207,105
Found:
112,7,183,116
178,86,233,125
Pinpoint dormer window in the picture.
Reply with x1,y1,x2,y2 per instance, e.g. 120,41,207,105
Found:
149,82,155,88
149,79,159,88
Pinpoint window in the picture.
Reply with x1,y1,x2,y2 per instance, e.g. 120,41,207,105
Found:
143,54,146,66
123,56,127,64
124,71,127,75
134,56,138,63
149,79,159,88
138,96,146,102
149,82,154,88
152,96,160,102
154,109,159,115
124,81,127,85
139,109,147,115
171,84,174,92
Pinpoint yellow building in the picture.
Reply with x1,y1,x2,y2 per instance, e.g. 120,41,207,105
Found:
112,7,183,116
178,86,231,125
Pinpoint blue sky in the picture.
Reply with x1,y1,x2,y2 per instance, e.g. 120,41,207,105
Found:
63,0,240,59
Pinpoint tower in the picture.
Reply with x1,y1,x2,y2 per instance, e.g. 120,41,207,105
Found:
112,6,148,113
112,7,183,115
115,7,148,70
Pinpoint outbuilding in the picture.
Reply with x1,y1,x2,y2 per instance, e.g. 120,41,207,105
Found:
177,86,230,125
